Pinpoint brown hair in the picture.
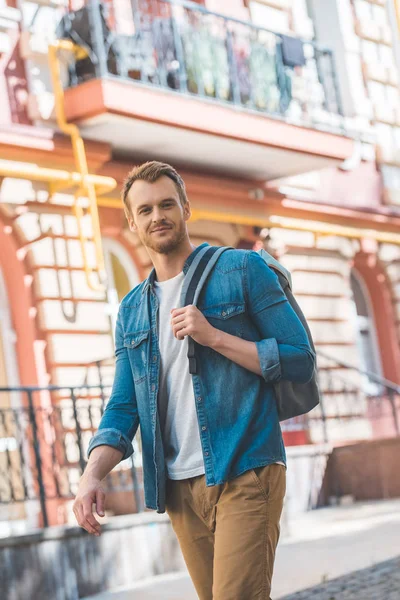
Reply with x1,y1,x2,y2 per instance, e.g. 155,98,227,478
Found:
122,161,188,218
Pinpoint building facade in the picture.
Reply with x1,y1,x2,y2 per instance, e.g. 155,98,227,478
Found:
1,0,400,528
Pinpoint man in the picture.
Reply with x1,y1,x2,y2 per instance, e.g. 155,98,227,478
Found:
74,161,315,599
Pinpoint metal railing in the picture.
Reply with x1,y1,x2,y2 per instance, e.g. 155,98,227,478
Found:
56,0,344,132
279,351,400,441
0,383,143,529
1,351,399,528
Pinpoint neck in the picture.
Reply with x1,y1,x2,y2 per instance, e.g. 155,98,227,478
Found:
149,238,195,282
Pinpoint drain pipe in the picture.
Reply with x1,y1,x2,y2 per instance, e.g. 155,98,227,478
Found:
48,39,109,292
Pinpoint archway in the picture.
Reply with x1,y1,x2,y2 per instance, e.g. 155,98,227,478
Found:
350,269,383,395
352,252,400,385
102,237,142,340
352,251,400,439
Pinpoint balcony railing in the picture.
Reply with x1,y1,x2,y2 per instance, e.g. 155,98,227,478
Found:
57,0,344,133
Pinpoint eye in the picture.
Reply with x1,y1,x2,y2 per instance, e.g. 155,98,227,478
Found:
140,207,151,215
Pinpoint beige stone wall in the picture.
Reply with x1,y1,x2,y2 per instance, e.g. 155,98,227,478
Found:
274,229,373,442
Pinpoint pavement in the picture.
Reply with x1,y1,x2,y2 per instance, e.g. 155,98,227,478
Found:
281,556,400,600
272,497,400,598
84,498,400,600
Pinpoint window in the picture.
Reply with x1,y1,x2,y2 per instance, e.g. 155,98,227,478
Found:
102,239,141,338
350,270,383,395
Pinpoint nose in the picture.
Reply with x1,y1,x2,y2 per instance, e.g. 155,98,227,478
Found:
152,207,165,222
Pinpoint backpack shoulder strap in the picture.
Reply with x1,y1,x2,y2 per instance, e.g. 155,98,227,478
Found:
257,248,293,290
182,246,233,374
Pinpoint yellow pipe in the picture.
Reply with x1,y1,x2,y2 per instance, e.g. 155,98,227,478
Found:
95,197,400,244
189,209,400,246
0,160,115,192
48,40,109,291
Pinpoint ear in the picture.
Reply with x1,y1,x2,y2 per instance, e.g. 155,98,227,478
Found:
127,215,137,232
183,201,191,222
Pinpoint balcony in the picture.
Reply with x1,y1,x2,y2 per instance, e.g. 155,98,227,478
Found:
57,0,354,180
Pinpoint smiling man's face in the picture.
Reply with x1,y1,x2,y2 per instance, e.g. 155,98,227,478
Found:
126,175,191,255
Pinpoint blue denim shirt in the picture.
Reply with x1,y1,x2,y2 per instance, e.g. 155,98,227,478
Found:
87,243,315,513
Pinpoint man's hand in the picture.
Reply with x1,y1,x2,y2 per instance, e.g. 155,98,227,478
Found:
73,475,106,536
171,305,219,347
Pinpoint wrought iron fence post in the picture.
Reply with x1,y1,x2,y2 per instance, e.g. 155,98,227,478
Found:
387,388,400,436
130,459,143,512
226,25,240,105
88,0,108,78
71,387,87,474
317,372,329,443
27,390,49,528
97,360,107,413
170,4,188,92
328,50,344,118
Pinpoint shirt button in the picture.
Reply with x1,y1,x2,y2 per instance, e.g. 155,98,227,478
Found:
202,426,207,431
153,355,157,362
222,311,226,317
196,396,202,402
205,452,209,457
151,384,156,392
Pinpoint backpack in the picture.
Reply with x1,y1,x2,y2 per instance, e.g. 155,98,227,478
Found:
181,245,320,422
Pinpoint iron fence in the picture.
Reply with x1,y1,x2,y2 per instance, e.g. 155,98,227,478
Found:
1,350,399,528
0,382,143,529
56,0,344,133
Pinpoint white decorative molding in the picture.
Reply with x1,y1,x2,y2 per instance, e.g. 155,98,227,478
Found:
22,0,66,7
377,144,400,167
246,0,290,11
27,92,55,122
362,61,398,87
383,188,400,205
0,7,21,32
20,30,50,59
355,19,392,46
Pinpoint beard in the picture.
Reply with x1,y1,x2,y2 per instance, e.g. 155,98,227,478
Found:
142,221,187,255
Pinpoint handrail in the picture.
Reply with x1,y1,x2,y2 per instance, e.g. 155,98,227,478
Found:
317,350,400,394
160,0,333,54
0,384,110,392
48,39,110,292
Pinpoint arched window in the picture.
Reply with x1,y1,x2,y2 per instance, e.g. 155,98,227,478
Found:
350,269,383,395
102,239,141,339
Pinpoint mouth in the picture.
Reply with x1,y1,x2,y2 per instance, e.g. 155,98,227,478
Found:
151,226,172,234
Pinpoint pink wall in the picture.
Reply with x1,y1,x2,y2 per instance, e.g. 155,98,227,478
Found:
317,162,383,209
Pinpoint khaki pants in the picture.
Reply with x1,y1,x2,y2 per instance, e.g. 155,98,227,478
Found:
165,463,286,600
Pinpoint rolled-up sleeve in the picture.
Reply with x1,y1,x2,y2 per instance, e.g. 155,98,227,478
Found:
245,251,315,384
87,308,139,461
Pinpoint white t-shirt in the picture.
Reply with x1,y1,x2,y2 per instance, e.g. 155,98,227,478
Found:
154,272,205,480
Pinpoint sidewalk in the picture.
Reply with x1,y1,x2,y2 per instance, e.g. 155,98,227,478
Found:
272,497,400,597
281,556,400,600
84,498,400,600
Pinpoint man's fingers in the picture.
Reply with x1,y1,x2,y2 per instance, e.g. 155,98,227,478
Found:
82,498,101,535
172,322,189,339
171,305,196,318
171,307,186,317
171,314,185,326
176,326,190,340
96,488,105,517
75,503,97,535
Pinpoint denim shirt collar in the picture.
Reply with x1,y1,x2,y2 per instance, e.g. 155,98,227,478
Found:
142,242,210,294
